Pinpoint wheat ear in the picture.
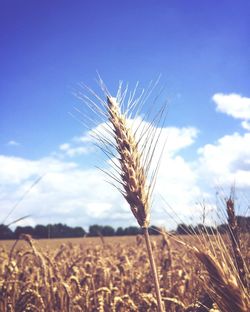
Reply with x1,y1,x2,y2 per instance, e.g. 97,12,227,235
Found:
107,96,150,227
195,251,249,312
107,96,164,312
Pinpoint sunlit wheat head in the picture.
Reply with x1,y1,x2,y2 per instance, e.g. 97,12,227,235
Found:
75,77,166,228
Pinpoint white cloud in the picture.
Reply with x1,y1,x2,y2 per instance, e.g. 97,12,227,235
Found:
241,120,250,131
79,116,198,158
65,146,90,157
59,143,70,151
59,141,92,157
76,118,201,223
3,103,250,230
155,154,202,222
9,88,250,229
198,132,250,188
0,154,123,228
213,93,250,129
7,140,20,146
208,93,250,210
60,116,198,166
0,155,39,184
129,118,198,155
159,126,198,155
0,119,202,229
4,85,250,230
0,155,76,185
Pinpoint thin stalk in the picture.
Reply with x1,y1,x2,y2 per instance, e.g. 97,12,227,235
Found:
143,227,164,312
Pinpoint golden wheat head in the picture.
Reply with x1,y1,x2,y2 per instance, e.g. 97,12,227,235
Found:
77,79,165,229
107,96,150,227
195,250,250,312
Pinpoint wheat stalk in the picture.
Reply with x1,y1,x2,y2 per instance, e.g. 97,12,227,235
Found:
107,95,164,311
79,80,165,311
226,196,249,289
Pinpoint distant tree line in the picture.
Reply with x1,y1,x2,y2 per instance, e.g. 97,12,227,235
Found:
0,223,161,240
88,224,160,236
175,216,250,235
0,216,249,240
0,223,86,240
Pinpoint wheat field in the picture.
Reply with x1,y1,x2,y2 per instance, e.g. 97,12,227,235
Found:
0,232,249,311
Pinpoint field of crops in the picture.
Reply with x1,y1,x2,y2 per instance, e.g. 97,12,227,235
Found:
0,232,249,311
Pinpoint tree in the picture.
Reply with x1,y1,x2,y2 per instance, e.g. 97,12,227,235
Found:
123,226,141,236
72,226,86,237
116,227,124,236
176,223,190,235
148,225,161,235
102,226,115,236
34,225,48,238
15,226,34,238
0,224,14,239
88,224,103,237
236,216,250,232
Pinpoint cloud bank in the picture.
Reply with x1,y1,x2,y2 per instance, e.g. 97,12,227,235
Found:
0,123,201,230
213,93,250,130
1,92,250,230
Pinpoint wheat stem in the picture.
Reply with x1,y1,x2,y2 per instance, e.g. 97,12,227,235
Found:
226,196,248,289
143,227,164,312
106,95,164,311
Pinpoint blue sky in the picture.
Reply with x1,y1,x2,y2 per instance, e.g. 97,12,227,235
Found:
1,1,250,230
